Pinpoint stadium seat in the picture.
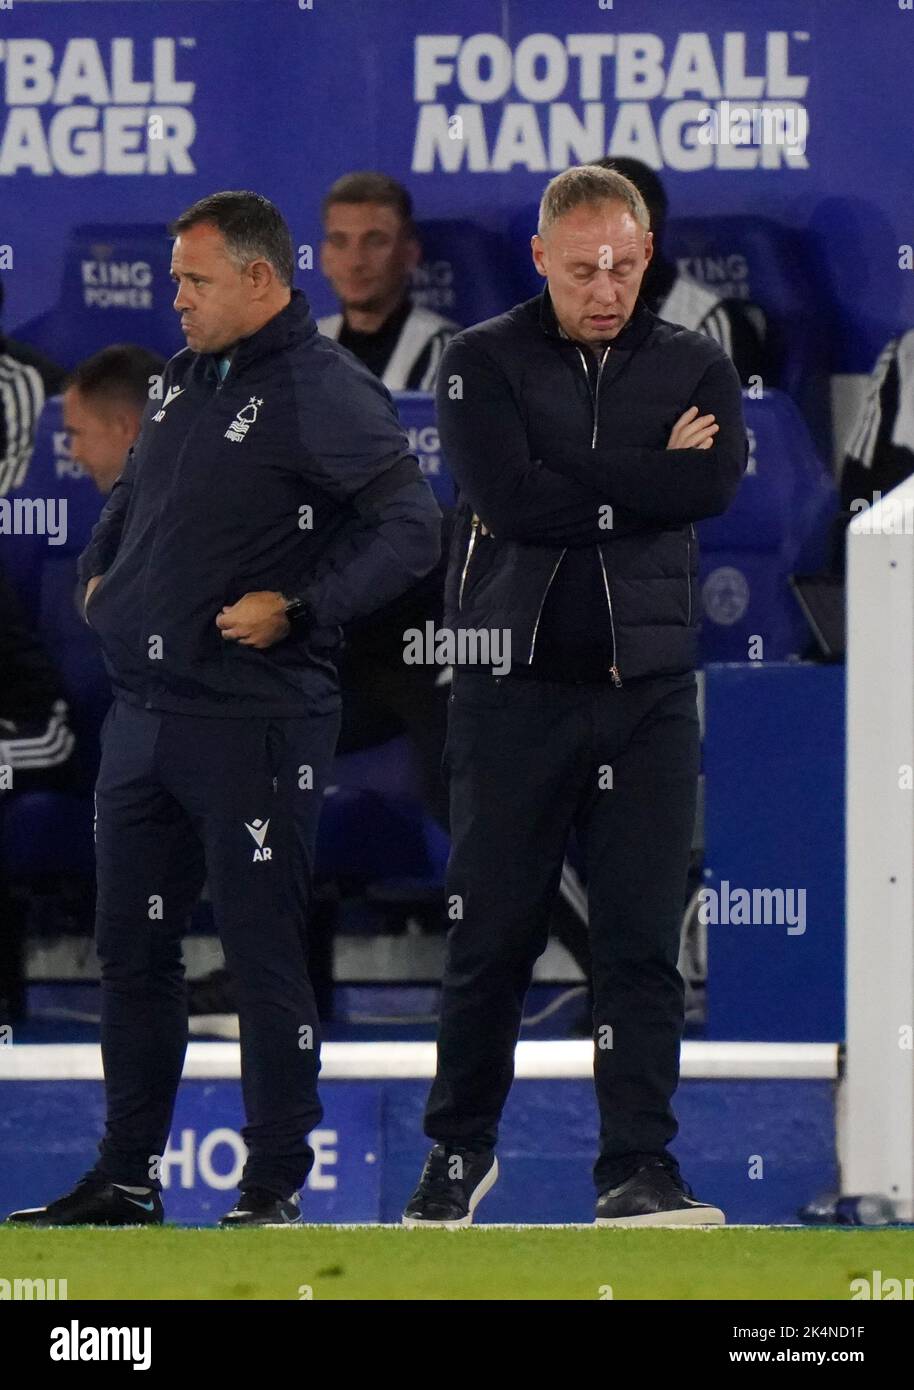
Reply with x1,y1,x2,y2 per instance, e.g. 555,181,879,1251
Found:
413,219,516,328
316,736,447,891
391,391,455,508
12,223,183,370
696,389,837,662
0,792,95,880
506,203,547,302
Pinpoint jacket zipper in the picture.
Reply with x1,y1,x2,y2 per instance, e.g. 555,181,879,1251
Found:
529,547,567,662
577,344,622,687
458,510,569,665
138,367,231,703
458,514,479,609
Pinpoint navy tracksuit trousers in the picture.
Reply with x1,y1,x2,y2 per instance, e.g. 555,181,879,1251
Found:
89,699,340,1199
424,668,700,1194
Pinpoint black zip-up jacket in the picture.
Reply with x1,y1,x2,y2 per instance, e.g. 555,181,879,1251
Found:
77,289,441,717
437,288,747,682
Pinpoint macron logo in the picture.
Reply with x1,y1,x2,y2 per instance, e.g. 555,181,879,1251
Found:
152,385,183,423
50,1320,151,1371
244,817,272,862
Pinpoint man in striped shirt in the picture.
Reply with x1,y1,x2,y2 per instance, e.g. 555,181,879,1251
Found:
0,282,65,498
839,330,914,517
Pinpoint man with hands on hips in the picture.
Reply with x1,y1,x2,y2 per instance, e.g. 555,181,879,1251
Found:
9,189,440,1231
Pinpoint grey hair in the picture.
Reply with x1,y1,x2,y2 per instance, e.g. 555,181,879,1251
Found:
538,165,651,237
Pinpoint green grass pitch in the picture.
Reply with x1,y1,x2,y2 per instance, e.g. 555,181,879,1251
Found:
2,1226,913,1300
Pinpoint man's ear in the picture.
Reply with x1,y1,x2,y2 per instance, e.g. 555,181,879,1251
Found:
248,257,275,293
643,229,654,269
531,233,548,280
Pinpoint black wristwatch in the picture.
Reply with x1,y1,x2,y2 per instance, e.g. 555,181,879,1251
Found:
281,594,313,626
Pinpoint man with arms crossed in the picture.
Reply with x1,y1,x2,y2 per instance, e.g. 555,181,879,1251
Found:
404,166,746,1227
6,191,440,1228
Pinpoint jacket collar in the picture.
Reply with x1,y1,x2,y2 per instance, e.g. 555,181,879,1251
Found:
537,281,656,354
204,287,317,381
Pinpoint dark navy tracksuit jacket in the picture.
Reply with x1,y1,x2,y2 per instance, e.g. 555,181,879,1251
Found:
76,289,441,1201
78,288,441,714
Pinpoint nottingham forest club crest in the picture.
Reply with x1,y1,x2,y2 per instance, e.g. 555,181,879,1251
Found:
225,397,264,444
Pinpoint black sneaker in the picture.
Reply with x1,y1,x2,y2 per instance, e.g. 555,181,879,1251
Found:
219,1188,302,1227
402,1144,498,1228
595,1159,725,1227
5,1177,163,1227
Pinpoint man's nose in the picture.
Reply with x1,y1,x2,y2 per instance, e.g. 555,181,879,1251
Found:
593,272,619,304
173,284,192,311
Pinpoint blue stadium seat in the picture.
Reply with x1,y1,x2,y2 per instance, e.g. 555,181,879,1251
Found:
0,792,95,879
316,737,447,889
506,203,546,301
696,388,837,662
413,219,516,328
664,215,834,453
0,527,44,624
12,223,183,370
391,391,455,508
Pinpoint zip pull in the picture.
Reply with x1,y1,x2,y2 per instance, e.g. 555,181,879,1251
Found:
609,665,623,689
458,514,481,609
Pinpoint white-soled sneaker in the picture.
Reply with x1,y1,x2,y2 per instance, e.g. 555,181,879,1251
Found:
595,1160,726,1227
402,1145,498,1228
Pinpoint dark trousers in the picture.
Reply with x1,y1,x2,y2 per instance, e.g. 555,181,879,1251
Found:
90,699,340,1198
424,668,700,1193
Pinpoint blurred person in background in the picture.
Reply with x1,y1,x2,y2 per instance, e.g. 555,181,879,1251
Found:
0,281,65,497
63,345,166,495
836,330,914,569
318,171,457,389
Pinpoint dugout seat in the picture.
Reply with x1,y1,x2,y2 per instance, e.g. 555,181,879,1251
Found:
391,391,455,508
413,219,516,329
316,736,448,894
505,203,545,301
696,388,838,662
12,223,183,370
